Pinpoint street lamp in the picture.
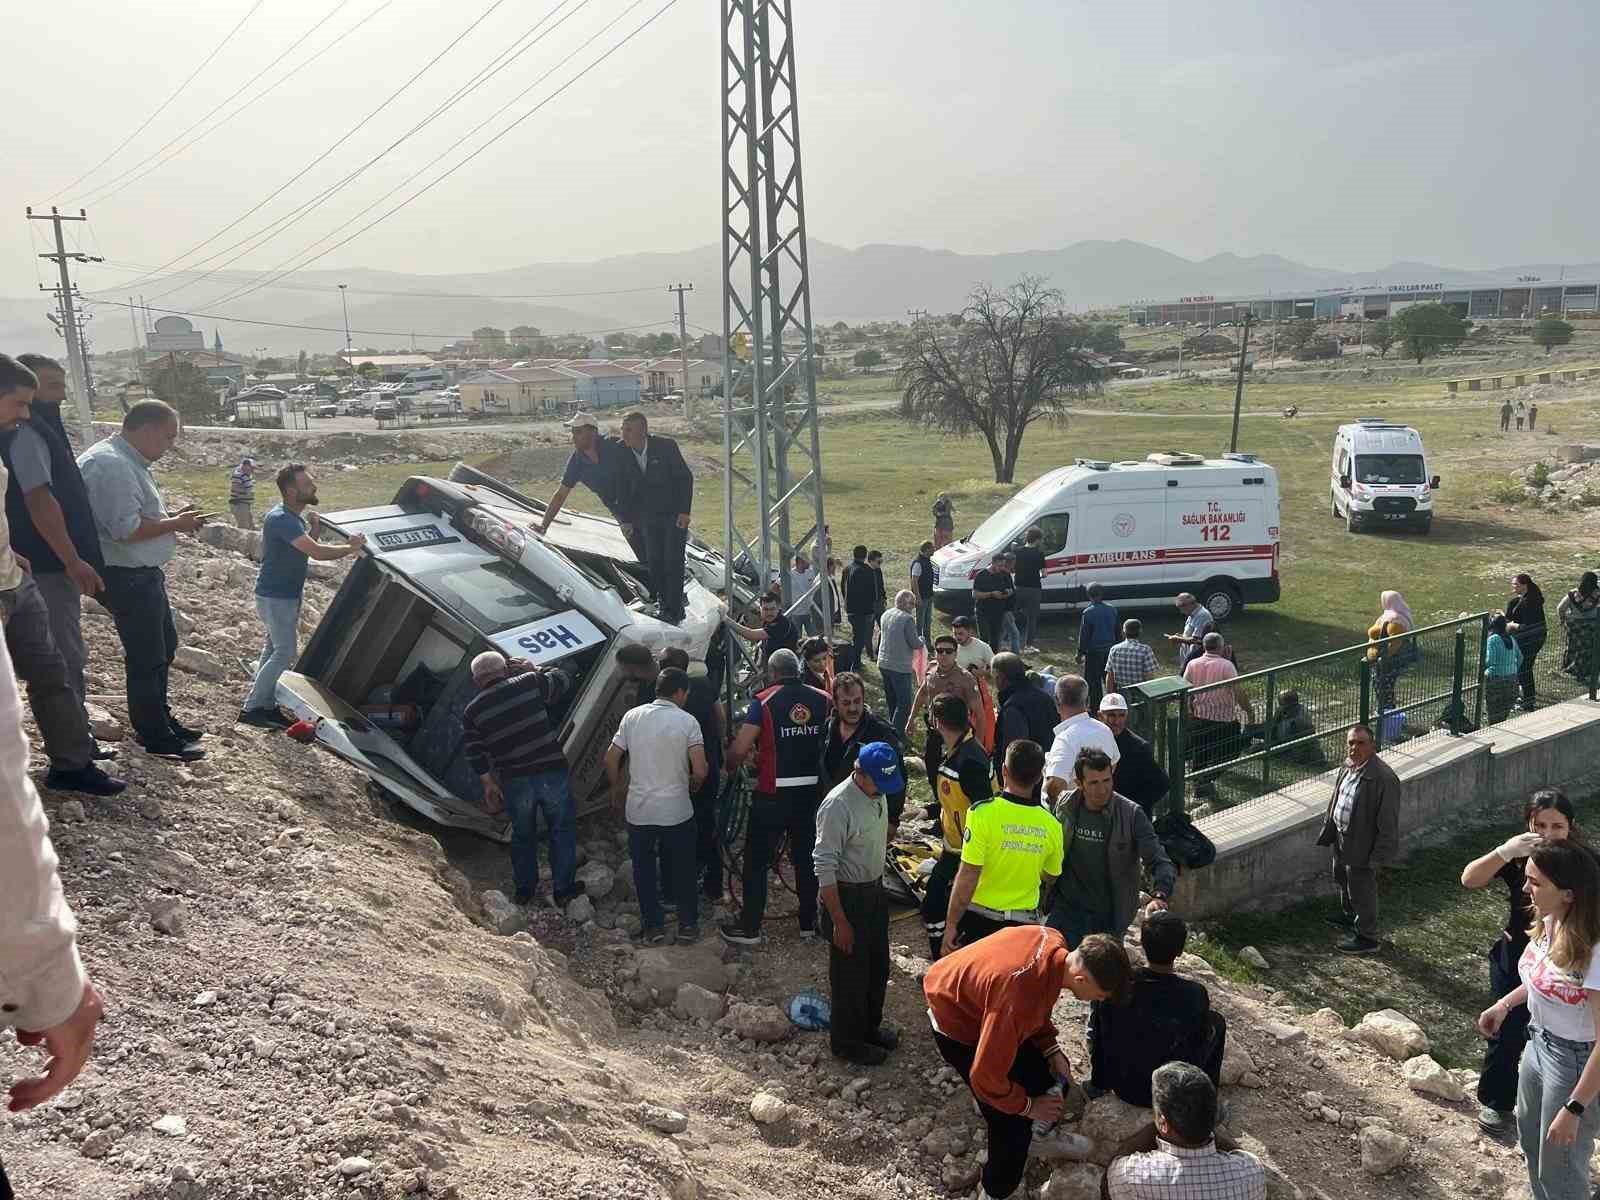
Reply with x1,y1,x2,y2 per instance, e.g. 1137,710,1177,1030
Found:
338,283,353,372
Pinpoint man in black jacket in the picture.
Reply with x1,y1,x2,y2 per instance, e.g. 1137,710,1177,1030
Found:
820,670,907,826
992,653,1056,793
618,411,694,624
843,544,878,670
1097,693,1170,817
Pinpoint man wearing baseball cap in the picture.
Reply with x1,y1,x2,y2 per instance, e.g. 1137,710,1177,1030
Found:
537,411,647,568
1097,692,1170,818
814,740,901,1065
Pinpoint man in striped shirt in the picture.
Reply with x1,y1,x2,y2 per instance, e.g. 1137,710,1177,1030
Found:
229,456,256,530
463,651,582,908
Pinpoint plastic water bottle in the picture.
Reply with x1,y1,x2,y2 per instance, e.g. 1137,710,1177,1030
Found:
1037,1131,1095,1160
1031,1084,1063,1136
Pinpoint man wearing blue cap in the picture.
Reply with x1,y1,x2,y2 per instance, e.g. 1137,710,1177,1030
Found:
814,740,900,1066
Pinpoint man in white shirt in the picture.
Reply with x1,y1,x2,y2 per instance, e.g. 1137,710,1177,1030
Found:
790,551,820,634
0,634,105,1184
950,616,994,680
1043,674,1121,803
606,667,708,946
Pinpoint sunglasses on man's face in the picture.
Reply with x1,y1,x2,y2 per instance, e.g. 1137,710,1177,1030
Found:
936,647,956,655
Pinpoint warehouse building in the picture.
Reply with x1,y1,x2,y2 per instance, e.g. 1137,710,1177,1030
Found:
1131,280,1599,326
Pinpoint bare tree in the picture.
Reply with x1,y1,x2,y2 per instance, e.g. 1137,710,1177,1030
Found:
897,276,1099,483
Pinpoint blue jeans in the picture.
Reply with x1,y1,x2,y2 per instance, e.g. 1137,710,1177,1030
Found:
629,817,698,932
1518,1027,1600,1200
881,668,916,730
246,595,302,711
1000,612,1023,654
504,769,576,899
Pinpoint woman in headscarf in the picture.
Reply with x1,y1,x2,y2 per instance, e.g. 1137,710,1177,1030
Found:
931,493,954,549
1483,613,1524,726
1506,573,1547,711
1557,571,1600,682
1366,590,1416,712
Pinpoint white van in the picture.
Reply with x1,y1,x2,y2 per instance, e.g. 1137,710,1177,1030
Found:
931,452,1281,623
1329,419,1439,534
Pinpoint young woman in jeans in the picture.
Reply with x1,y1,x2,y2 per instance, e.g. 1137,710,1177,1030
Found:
1479,843,1600,1200
1461,792,1587,1133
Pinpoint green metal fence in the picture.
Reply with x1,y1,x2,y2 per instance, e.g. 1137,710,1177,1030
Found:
1127,616,1600,817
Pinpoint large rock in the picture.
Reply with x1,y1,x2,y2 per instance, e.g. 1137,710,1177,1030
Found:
940,1162,980,1193
719,1003,792,1044
84,702,124,742
149,896,186,937
1041,1163,1106,1200
173,646,228,680
1360,1127,1409,1174
575,861,615,901
639,1104,689,1134
565,894,595,924
637,944,731,995
1079,1094,1148,1165
1352,1009,1429,1061
481,890,526,935
1238,946,1270,970
1402,1055,1466,1103
748,1092,791,1125
198,523,263,560
1219,1044,1255,1086
673,983,725,1023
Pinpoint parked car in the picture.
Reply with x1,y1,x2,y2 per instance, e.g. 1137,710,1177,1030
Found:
372,401,398,420
314,402,339,418
277,467,731,839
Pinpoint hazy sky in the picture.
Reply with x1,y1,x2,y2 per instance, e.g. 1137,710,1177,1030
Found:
5,0,1597,301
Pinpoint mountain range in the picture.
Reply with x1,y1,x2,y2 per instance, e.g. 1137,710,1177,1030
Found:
4,239,1595,357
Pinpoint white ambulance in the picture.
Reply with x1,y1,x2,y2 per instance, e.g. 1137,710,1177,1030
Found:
931,452,1281,623
1329,419,1439,535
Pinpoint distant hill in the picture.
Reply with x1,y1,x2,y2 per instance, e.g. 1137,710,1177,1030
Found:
9,241,1598,356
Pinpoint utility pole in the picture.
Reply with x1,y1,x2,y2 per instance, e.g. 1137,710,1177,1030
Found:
906,308,928,324
338,283,353,371
668,282,694,420
1229,312,1253,453
27,206,101,439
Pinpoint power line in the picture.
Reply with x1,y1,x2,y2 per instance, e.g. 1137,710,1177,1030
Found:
204,0,677,312
52,0,268,201
83,261,665,301
80,296,682,342
77,0,357,207
160,0,593,305
116,0,514,296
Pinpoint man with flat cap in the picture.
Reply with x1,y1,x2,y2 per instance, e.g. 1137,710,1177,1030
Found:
538,410,650,578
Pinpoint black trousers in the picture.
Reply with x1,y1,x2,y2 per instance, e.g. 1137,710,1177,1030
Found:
920,849,962,959
740,787,820,933
933,1030,1056,1199
99,565,180,746
692,762,723,898
955,909,1029,949
922,726,944,788
640,517,688,622
0,1157,11,1200
847,612,874,672
1083,649,1109,713
1480,936,1532,1112
822,880,890,1057
1516,634,1545,709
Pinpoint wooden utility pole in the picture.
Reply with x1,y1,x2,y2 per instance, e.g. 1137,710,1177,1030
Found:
1229,312,1253,453
668,282,694,419
906,308,928,324
27,206,101,439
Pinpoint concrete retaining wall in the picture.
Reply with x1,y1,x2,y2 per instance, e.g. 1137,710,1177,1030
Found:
1174,699,1600,920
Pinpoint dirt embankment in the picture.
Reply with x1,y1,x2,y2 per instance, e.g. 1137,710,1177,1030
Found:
0,532,1547,1199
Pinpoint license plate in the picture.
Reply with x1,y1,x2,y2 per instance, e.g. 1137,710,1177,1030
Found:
1381,513,1409,521
374,524,457,550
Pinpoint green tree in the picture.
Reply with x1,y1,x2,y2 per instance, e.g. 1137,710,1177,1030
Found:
509,344,533,359
143,359,219,424
1088,323,1124,355
1392,303,1469,364
356,361,379,378
1367,318,1396,358
1533,317,1575,354
898,275,1098,483
257,356,284,372
853,348,883,371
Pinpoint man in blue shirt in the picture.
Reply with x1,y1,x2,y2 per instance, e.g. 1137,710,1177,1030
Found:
536,411,648,570
1076,582,1120,713
238,464,365,729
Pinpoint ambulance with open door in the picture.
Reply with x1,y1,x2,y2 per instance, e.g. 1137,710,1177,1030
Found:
930,451,1281,623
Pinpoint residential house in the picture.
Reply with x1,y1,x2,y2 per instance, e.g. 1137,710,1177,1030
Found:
638,357,724,400
458,368,577,416
552,362,641,410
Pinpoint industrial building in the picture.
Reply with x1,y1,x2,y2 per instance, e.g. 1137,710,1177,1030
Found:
1130,280,1600,326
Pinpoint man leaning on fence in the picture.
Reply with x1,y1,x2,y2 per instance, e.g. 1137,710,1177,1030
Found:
1182,633,1253,802
1316,724,1400,956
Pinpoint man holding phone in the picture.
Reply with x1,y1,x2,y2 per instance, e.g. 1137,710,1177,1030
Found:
78,400,211,761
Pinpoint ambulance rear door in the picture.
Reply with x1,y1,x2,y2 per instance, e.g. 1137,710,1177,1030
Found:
1074,473,1167,605
1162,469,1271,620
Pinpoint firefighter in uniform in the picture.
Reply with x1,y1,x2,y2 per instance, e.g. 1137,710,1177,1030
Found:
921,693,993,960
721,648,832,946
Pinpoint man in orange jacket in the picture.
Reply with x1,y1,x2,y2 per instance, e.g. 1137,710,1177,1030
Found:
923,925,1132,1199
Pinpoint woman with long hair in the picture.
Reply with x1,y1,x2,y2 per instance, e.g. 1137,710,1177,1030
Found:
1462,791,1586,1133
1484,613,1525,725
1478,842,1600,1198
1557,571,1600,683
1508,573,1547,711
1366,589,1416,711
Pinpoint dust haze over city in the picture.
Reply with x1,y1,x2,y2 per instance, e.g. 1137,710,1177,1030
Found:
3,0,1597,351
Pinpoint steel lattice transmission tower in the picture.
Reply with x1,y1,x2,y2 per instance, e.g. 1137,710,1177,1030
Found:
719,0,828,653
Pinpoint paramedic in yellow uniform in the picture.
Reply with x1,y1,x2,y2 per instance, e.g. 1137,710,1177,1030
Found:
921,693,993,960
941,738,1063,956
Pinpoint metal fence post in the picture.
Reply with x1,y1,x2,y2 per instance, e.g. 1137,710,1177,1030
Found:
1260,670,1276,791
1472,613,1487,731
1449,626,1467,736
1359,657,1372,740
1166,700,1186,816
1589,624,1599,702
